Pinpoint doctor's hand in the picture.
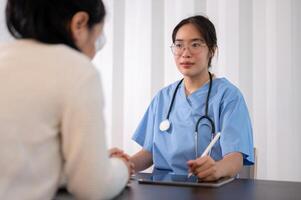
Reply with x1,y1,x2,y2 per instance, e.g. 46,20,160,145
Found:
187,156,222,181
109,148,135,177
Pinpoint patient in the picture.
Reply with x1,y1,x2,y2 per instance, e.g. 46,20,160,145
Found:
0,0,133,199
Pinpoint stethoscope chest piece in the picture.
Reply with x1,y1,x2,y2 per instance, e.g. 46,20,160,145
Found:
159,119,170,132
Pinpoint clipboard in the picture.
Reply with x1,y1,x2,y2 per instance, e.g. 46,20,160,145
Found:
138,173,235,187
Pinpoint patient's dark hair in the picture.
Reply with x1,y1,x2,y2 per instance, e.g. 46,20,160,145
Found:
5,0,106,50
172,15,217,67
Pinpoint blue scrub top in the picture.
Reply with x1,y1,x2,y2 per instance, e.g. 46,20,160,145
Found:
132,78,254,175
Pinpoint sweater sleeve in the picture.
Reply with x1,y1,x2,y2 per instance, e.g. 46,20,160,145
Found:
60,67,128,200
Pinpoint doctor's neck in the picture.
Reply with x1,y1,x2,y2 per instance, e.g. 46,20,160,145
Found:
184,72,213,96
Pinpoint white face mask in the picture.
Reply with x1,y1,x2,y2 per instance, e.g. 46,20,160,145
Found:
95,34,106,52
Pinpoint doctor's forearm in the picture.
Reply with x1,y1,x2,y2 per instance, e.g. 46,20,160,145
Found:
216,152,243,178
130,149,153,172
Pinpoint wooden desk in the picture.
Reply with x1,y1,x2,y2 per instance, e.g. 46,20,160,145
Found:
113,173,301,200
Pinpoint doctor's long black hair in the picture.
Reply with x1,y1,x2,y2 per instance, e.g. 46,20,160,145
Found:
5,0,106,50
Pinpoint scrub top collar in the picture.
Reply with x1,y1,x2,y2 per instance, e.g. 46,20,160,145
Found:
179,79,214,115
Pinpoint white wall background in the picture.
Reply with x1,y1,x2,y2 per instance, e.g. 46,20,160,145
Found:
1,0,300,182
0,0,11,41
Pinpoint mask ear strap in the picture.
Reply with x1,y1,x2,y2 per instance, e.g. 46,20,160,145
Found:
95,34,106,51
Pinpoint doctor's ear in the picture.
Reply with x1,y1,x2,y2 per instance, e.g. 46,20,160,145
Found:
209,46,217,58
70,11,89,42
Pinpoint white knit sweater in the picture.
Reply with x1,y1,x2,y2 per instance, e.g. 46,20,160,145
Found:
0,40,128,200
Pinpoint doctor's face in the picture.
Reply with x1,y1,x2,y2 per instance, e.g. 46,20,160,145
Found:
172,23,211,79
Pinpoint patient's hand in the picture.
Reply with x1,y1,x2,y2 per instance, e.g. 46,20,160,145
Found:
109,148,130,161
109,148,135,177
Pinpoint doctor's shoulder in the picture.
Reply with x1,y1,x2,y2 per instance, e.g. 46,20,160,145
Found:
214,77,245,102
146,80,182,111
156,80,182,101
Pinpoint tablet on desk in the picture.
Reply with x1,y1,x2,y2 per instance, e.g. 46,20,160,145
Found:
138,173,235,187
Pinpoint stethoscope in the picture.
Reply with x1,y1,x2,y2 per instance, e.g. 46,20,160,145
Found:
159,72,216,158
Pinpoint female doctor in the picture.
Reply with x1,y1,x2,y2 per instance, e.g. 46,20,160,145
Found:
130,15,254,181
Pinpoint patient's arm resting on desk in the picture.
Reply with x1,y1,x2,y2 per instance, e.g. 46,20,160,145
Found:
130,149,153,172
188,152,243,181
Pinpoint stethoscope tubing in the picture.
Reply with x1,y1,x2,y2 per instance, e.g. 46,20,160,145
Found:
160,72,216,158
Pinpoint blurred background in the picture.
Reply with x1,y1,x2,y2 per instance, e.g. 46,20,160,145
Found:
1,0,300,182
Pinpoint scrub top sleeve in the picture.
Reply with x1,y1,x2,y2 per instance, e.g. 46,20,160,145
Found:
132,95,159,153
219,93,254,165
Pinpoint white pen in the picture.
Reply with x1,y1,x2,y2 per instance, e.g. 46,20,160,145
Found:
188,132,221,178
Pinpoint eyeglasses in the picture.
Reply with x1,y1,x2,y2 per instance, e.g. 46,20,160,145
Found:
170,40,207,56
